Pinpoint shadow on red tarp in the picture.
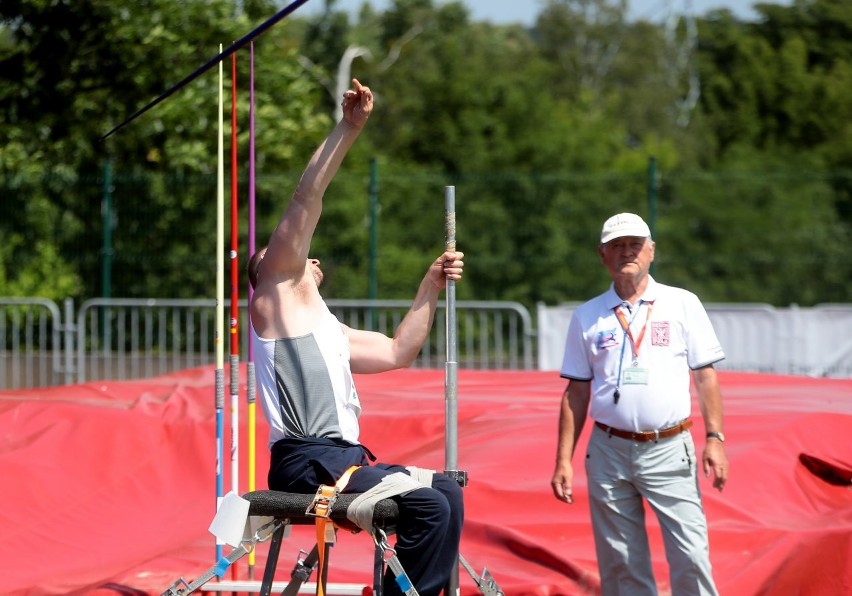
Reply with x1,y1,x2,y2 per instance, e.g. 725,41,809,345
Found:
799,453,852,486
1,368,851,595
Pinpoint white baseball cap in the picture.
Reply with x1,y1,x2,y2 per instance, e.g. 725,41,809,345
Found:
600,213,652,244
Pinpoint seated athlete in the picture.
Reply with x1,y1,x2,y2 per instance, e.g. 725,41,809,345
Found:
248,79,464,596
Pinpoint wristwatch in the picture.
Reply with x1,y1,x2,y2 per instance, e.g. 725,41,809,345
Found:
706,432,725,443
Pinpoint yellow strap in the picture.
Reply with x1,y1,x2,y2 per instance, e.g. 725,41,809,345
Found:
315,465,361,596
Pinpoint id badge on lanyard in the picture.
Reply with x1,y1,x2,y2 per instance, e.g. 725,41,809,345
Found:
613,301,653,402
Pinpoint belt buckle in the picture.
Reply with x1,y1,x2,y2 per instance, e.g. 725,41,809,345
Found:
306,485,339,518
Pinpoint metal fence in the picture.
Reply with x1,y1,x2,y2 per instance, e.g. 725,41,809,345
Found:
536,302,852,379
0,298,67,389
6,297,852,391
1,297,535,390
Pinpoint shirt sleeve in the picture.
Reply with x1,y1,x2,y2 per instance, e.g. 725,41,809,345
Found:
560,312,593,380
684,292,726,369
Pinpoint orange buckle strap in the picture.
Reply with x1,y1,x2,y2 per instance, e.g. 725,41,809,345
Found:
308,465,361,596
306,464,360,518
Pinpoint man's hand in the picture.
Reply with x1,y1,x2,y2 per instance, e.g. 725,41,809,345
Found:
341,79,373,129
427,251,465,290
551,463,575,504
703,440,729,492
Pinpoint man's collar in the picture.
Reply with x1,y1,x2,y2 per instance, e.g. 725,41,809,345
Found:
605,275,657,309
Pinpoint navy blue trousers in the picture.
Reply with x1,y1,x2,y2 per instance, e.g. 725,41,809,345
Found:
269,437,464,596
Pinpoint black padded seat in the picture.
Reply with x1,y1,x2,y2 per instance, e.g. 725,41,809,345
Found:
243,490,400,530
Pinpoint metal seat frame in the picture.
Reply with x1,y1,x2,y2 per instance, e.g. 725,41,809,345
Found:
243,490,400,596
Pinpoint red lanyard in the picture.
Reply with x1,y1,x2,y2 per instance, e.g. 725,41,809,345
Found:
614,300,654,365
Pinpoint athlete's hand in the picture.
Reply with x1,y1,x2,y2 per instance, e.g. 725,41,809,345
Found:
341,79,373,129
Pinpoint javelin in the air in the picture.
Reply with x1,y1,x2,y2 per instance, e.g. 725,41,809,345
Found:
100,0,312,141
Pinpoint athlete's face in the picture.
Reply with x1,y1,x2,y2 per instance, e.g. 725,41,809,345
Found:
309,258,324,287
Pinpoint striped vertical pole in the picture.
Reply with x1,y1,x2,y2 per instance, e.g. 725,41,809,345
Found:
246,40,258,579
228,48,241,582
214,44,226,563
229,49,240,504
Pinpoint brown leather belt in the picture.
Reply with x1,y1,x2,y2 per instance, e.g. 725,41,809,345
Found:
595,419,693,442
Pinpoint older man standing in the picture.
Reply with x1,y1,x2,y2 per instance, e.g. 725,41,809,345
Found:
551,212,728,595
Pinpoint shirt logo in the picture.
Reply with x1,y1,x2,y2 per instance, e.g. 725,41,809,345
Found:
596,329,618,350
651,321,670,346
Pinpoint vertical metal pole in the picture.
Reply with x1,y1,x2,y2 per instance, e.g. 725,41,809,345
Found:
444,186,458,472
246,39,258,581
228,48,241,583
647,156,658,276
101,161,113,300
259,524,286,596
100,161,113,350
367,157,379,330
214,43,226,564
66,298,77,385
443,185,460,596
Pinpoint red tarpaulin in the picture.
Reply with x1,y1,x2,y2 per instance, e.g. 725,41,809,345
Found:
1,367,850,595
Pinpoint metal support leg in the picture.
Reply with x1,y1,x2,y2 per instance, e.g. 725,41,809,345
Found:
259,524,286,596
372,538,385,596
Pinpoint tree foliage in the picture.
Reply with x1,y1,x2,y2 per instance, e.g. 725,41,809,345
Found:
1,0,328,299
1,0,850,307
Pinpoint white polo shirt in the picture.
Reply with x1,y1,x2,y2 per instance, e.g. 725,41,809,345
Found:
560,276,724,432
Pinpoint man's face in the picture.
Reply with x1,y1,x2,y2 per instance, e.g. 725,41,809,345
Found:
309,258,324,287
598,236,655,279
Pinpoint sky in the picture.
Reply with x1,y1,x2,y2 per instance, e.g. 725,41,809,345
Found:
299,0,794,24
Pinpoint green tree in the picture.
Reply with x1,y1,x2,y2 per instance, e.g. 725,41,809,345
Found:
0,0,328,299
685,0,852,302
